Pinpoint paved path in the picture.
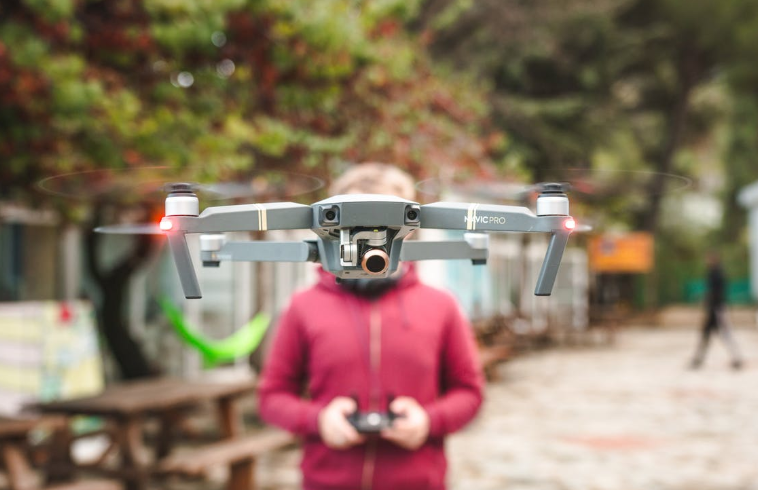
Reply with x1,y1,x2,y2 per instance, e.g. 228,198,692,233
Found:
448,325,758,490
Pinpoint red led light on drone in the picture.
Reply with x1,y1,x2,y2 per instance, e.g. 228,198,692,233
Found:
159,218,173,231
564,218,576,231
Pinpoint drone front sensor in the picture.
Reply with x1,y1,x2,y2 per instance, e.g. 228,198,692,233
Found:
318,205,340,226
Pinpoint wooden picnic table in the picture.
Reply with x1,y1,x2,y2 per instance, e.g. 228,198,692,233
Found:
32,376,258,490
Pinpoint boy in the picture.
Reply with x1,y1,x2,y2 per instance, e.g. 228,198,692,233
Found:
258,163,484,490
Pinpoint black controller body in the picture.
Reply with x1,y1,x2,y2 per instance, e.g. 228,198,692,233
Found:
347,410,399,433
347,395,400,433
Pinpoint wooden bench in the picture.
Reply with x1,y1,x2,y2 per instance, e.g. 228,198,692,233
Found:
473,315,515,381
157,429,296,490
478,344,512,381
2,442,121,490
47,481,122,490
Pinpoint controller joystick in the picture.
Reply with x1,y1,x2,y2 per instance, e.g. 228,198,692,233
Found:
347,394,400,433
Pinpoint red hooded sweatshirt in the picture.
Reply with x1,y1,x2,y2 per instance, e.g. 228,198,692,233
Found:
258,265,484,490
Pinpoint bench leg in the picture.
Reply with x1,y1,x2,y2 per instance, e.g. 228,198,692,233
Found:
45,425,75,484
217,396,242,438
118,416,149,490
228,458,255,490
156,408,184,460
1,442,37,490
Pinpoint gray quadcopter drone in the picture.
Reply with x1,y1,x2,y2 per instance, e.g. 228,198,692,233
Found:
97,182,576,299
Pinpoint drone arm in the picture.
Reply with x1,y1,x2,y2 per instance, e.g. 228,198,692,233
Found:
400,236,488,263
201,240,319,264
419,202,559,232
169,202,313,233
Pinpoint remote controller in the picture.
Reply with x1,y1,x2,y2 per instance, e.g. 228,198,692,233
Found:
347,394,400,433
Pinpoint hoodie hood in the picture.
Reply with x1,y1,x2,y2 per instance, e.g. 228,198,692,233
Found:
317,263,420,295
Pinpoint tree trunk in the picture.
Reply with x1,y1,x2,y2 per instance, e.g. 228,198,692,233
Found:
85,207,161,380
96,261,157,380
641,49,700,233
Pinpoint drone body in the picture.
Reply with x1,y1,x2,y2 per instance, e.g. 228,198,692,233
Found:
101,184,576,299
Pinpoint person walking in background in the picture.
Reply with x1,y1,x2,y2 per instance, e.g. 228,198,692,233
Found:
257,163,484,490
690,252,744,370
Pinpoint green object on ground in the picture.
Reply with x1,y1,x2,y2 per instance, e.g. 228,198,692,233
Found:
683,278,753,305
158,298,271,368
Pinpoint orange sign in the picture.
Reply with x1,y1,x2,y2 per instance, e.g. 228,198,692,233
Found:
589,233,654,273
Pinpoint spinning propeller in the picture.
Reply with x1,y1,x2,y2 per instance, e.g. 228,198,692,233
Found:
37,166,324,202
417,167,693,233
38,166,325,235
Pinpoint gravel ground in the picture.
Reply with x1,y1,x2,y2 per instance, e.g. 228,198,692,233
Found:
447,324,758,490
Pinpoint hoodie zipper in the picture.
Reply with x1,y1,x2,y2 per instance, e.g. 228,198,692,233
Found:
361,301,382,490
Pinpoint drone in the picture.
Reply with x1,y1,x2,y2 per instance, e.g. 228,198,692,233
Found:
97,182,577,299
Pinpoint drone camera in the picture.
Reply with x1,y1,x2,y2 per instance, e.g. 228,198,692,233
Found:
339,227,393,275
361,248,390,275
404,205,420,225
319,204,340,226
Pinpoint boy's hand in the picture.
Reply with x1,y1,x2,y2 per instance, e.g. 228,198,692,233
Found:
318,397,365,450
381,396,430,450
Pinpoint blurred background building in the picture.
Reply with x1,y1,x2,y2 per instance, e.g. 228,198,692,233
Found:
1,0,757,398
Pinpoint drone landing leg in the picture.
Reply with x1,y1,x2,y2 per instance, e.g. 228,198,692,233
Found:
534,231,571,296
167,234,202,299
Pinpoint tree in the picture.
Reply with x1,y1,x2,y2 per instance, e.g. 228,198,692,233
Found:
610,0,758,232
415,0,758,307
414,0,620,181
417,0,758,231
1,0,494,378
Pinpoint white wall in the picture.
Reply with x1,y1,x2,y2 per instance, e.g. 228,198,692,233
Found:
750,209,758,301
739,181,758,301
